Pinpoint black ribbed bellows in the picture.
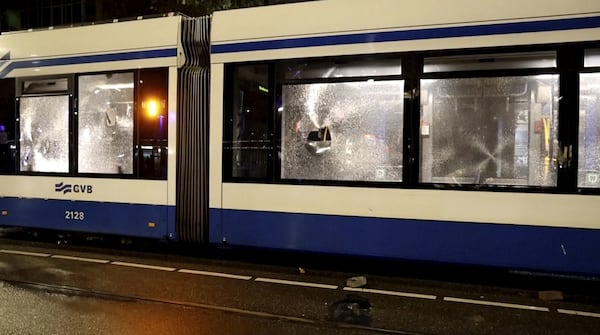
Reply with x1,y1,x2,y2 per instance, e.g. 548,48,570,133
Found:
176,16,211,243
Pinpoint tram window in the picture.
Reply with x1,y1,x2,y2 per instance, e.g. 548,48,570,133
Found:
225,64,270,179
424,51,556,73
281,80,404,182
78,72,134,174
584,49,600,68
19,95,70,173
0,79,16,174
420,75,559,187
22,78,68,94
282,58,401,80
578,73,600,188
137,68,168,180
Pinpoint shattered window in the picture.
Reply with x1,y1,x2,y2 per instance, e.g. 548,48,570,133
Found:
420,75,559,187
19,95,70,173
281,80,404,182
78,73,134,174
578,73,600,188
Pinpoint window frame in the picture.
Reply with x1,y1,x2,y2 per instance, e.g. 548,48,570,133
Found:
223,55,409,187
278,78,406,184
9,68,169,180
220,44,599,195
576,49,600,193
15,75,74,176
76,71,136,176
417,50,561,191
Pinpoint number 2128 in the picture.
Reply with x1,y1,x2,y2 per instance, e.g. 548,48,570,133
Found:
65,211,85,220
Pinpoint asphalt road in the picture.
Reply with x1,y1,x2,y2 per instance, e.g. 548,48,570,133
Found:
0,231,599,335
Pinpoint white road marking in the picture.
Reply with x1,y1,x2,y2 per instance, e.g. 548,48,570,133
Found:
558,309,600,318
444,297,549,312
178,269,252,280
111,261,176,272
343,287,437,300
3,247,597,320
0,249,51,257
255,277,338,290
51,254,110,264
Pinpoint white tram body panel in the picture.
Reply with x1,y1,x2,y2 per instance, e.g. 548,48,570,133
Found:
211,0,600,63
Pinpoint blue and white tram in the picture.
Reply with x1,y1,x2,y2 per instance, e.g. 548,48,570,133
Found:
0,15,210,240
209,0,600,276
2,0,600,276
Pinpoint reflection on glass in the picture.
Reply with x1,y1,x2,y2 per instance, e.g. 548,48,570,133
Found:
578,73,600,188
0,78,16,174
22,78,68,94
281,80,404,182
78,73,134,174
283,58,402,80
424,51,556,73
228,65,270,178
584,49,600,68
19,95,69,172
420,76,559,187
137,68,169,180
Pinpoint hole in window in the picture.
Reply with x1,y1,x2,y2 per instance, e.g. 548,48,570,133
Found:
281,80,404,182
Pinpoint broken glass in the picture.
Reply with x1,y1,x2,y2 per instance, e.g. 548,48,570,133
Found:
78,73,134,174
578,73,600,188
420,75,559,187
281,80,404,182
19,95,69,173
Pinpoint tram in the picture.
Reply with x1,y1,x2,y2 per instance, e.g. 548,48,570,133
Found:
2,0,600,276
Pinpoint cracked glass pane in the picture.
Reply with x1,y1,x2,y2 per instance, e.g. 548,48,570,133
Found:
281,80,404,182
420,75,559,187
578,73,600,188
78,73,134,174
19,95,69,173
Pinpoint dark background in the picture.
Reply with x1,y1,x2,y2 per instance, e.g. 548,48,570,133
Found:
0,0,313,32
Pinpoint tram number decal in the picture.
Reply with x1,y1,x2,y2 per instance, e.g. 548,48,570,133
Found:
65,211,85,221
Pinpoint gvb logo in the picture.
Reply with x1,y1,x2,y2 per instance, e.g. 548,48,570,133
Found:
55,182,93,194
55,182,72,194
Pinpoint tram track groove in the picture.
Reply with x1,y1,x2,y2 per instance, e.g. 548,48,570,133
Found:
2,246,600,321
0,277,430,335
